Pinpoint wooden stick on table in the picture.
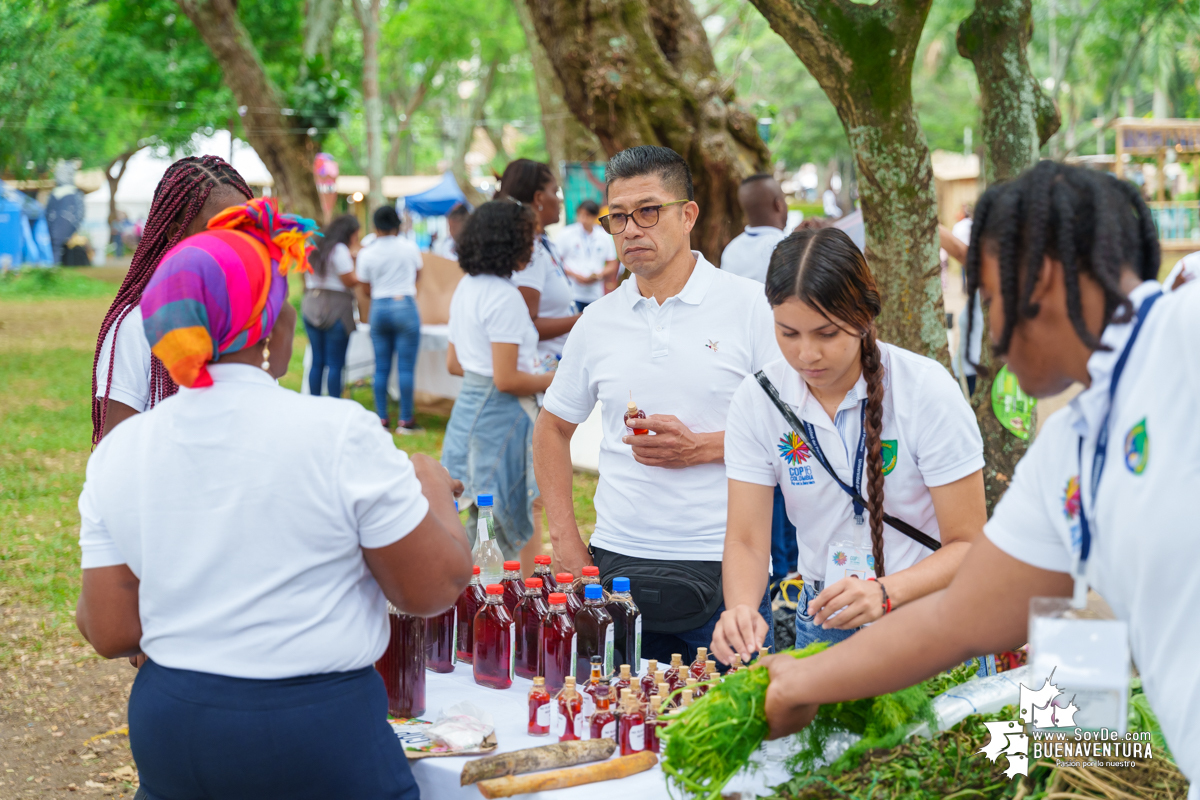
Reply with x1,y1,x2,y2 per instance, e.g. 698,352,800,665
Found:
476,752,658,798
461,740,616,785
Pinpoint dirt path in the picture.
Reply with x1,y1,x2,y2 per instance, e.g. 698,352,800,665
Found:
1,598,139,797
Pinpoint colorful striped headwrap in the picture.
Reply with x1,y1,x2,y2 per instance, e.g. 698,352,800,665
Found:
141,198,318,389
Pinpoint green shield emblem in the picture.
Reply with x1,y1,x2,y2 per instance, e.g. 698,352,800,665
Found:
881,440,898,475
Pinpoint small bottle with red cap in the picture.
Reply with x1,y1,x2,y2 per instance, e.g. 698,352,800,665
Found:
541,591,577,692
556,573,582,617
500,561,524,614
473,584,515,689
455,566,486,664
514,577,549,679
532,555,557,597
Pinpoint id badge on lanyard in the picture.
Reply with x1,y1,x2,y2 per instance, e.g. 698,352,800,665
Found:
1028,291,1159,733
806,405,874,586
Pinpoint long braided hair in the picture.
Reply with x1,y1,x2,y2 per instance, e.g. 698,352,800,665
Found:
963,160,1160,362
91,155,252,444
766,227,889,577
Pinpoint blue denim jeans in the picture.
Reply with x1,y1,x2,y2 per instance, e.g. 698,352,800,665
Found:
770,485,799,587
641,586,775,670
303,318,351,398
369,296,420,424
794,580,859,649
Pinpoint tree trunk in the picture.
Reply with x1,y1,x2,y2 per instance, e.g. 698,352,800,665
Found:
385,63,439,176
176,0,321,220
351,0,386,219
958,0,1061,512
747,0,947,362
106,148,141,227
511,0,602,185
522,0,769,264
303,0,342,64
449,58,499,208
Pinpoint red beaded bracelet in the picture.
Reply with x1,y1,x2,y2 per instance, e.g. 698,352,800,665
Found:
867,577,892,614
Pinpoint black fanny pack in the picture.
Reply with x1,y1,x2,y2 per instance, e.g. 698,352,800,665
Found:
590,546,723,634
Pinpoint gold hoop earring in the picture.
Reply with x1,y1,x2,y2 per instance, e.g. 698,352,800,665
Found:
261,342,271,371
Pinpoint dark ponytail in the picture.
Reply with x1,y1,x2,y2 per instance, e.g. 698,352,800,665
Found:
766,228,888,577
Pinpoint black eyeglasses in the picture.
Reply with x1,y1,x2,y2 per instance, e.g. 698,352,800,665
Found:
599,199,688,235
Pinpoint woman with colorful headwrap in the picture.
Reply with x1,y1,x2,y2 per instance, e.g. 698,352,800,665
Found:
75,199,472,800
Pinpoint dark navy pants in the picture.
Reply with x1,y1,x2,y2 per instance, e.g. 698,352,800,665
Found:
641,587,775,671
129,660,419,800
770,485,799,588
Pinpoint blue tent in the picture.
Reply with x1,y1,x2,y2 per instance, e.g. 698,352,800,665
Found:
0,181,52,267
403,173,467,217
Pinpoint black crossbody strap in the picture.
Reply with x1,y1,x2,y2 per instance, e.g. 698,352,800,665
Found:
754,371,941,552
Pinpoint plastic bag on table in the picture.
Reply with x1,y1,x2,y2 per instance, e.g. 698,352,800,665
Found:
427,701,495,751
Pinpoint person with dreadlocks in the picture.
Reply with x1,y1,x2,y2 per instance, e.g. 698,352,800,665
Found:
711,227,986,664
759,162,1200,784
92,155,253,444
76,198,470,800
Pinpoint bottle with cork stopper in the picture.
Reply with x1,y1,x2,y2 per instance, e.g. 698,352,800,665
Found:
624,392,648,435
689,646,709,680
528,677,551,736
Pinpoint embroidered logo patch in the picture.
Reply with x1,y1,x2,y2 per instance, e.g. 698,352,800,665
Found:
705,340,719,351
778,431,810,465
1062,476,1081,520
1124,418,1149,475
880,440,898,475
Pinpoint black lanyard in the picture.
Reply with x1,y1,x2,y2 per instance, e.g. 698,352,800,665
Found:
1076,291,1162,569
802,403,868,524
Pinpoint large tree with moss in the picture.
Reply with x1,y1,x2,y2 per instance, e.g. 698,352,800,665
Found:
521,0,770,263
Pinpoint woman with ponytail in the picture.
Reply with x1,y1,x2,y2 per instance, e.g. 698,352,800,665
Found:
76,198,470,799
712,227,986,663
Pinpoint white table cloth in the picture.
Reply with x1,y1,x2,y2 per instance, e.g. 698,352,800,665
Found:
410,662,796,800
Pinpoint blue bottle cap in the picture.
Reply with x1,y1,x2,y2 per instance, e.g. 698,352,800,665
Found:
477,494,494,507
584,584,603,600
612,577,630,593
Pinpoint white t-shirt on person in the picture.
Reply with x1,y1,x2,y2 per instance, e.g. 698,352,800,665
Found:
985,280,1199,785
356,234,422,299
511,236,577,359
78,363,431,680
724,345,983,579
447,273,540,378
305,242,355,292
542,253,778,561
720,225,786,284
556,222,617,304
95,305,152,413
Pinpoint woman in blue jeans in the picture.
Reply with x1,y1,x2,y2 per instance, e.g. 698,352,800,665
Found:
301,214,359,398
357,206,425,433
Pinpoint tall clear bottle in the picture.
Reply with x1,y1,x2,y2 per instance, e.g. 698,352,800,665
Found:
472,494,504,587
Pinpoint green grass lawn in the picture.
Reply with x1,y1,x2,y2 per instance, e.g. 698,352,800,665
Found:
0,269,597,650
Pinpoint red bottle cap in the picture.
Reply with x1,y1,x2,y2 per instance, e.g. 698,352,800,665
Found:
535,555,551,565
472,566,481,575
556,572,574,583
525,577,544,588
548,592,567,604
582,566,599,577
486,584,504,594
503,560,520,571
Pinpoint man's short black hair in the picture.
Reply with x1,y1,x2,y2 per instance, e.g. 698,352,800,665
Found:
740,173,774,186
605,146,694,202
456,200,536,278
446,202,471,221
374,205,401,232
576,199,601,216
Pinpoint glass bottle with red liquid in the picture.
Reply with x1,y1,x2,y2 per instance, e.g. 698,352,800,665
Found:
557,573,582,618
589,684,617,742
514,578,549,680
689,647,710,680
664,653,685,691
500,561,524,614
639,659,659,701
607,577,641,670
425,603,456,674
728,653,743,673
581,656,603,724
375,603,426,718
554,676,583,742
624,393,648,435
575,584,614,679
618,691,645,756
532,555,557,598
528,676,551,736
645,695,665,753
541,592,576,692
612,663,633,700
455,566,486,664
473,584,515,690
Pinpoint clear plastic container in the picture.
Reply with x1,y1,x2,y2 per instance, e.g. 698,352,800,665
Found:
514,578,549,679
472,495,504,587
455,565,486,664
473,584,515,690
542,592,576,693
375,603,426,718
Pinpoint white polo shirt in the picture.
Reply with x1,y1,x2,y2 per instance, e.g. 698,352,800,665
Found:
985,280,1199,784
96,305,153,412
556,222,617,304
543,253,778,560
720,225,787,284
512,236,578,359
447,273,540,377
78,363,431,680
725,345,983,579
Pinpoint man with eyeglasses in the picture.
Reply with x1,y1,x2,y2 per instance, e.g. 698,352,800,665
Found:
533,145,779,666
